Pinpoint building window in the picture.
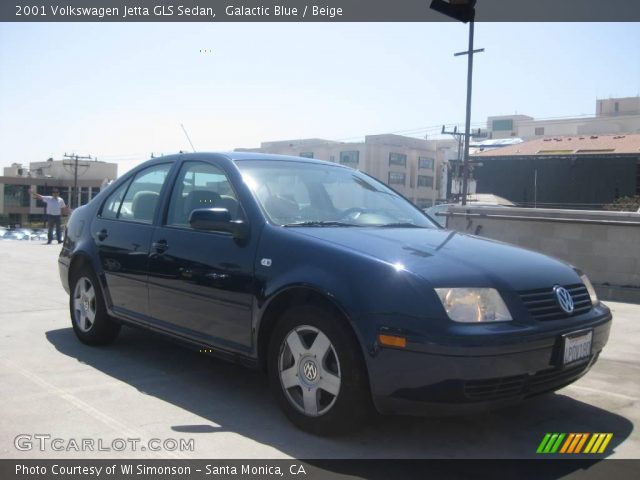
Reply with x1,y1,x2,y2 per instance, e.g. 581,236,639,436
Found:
91,188,101,200
418,157,434,170
614,102,619,113
388,172,406,185
535,127,545,136
416,198,433,209
492,119,513,131
329,156,335,163
389,152,407,167
3,184,30,208
417,175,434,188
80,187,90,206
299,152,314,158
340,151,359,165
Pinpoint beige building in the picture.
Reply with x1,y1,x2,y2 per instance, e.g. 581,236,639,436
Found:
1,159,117,226
487,96,640,140
238,134,453,208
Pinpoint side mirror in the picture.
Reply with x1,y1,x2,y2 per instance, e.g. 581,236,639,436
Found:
189,208,249,240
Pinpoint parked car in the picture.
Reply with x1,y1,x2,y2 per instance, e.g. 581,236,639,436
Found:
2,231,30,241
58,153,611,434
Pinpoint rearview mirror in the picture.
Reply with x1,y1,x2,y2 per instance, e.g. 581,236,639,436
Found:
189,208,249,240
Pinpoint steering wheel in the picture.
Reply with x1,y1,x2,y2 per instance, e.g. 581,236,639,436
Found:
338,207,367,221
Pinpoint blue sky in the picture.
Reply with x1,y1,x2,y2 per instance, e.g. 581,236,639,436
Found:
0,22,638,173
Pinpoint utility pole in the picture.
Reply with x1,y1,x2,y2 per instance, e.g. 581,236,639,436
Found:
63,153,92,208
442,125,486,202
430,0,483,205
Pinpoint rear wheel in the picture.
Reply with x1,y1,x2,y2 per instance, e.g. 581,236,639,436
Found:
267,305,372,435
70,267,120,345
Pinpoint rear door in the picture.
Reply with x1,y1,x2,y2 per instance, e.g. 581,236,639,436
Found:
147,160,258,352
93,163,173,319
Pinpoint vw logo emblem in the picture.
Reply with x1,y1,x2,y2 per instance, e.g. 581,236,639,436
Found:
302,360,318,381
554,285,574,314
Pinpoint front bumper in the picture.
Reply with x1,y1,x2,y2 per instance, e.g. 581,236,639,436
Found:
368,308,612,416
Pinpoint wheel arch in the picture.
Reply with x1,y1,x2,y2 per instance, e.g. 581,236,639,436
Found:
68,252,112,309
256,286,365,372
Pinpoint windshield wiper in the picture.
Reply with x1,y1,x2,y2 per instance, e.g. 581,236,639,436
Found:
378,222,424,228
284,221,360,227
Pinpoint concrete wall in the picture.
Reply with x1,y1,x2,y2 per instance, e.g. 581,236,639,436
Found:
445,206,640,303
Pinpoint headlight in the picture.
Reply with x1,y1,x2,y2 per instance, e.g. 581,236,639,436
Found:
580,273,599,306
435,288,512,323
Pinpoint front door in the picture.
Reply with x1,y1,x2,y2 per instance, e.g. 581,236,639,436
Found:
147,160,257,352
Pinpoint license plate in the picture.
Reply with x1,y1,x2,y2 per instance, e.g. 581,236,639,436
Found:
562,330,593,366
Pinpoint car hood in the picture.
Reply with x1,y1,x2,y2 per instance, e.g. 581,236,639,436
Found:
291,227,579,292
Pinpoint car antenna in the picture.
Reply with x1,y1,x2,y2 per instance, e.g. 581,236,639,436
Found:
180,123,197,152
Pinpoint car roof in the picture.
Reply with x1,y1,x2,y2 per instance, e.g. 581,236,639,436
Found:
151,152,346,168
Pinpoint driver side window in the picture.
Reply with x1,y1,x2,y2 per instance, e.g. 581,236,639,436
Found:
166,161,241,228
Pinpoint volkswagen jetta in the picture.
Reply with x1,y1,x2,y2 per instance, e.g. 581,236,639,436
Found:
58,153,611,434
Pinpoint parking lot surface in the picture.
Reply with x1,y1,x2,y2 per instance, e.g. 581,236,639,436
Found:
0,240,638,459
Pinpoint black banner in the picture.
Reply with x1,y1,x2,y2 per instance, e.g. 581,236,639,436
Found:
3,0,640,22
3,459,640,480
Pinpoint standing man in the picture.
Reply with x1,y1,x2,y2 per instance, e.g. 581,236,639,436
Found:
29,188,66,244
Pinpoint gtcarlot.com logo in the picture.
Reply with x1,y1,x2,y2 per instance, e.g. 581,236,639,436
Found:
536,433,613,454
14,434,195,452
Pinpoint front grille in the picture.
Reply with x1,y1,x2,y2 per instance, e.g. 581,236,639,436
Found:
519,283,592,321
464,357,593,401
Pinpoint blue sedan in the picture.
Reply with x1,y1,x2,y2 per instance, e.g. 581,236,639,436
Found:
58,153,611,434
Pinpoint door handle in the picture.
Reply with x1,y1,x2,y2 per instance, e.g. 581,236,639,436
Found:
151,240,168,253
96,229,108,241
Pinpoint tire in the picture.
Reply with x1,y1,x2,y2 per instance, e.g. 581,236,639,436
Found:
69,266,120,345
267,304,372,435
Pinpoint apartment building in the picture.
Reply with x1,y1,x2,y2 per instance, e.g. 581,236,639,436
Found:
487,96,640,140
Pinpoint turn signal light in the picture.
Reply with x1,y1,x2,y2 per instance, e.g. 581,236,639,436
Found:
378,334,407,348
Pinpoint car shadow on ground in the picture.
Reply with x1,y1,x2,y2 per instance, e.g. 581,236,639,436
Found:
45,326,633,464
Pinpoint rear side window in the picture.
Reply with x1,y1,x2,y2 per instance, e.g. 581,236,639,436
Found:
101,179,132,220
100,163,171,223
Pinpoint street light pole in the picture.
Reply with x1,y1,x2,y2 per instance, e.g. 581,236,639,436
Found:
430,0,482,205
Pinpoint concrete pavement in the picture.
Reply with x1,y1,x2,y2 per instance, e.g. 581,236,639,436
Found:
0,240,638,459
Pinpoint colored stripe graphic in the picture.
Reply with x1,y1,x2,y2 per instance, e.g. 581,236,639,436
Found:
569,433,586,453
574,433,589,453
537,433,565,453
550,433,565,453
560,433,575,453
584,433,613,454
539,433,613,454
544,433,559,453
584,434,598,453
537,433,552,453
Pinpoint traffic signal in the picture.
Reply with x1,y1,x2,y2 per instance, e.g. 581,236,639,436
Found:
430,0,477,23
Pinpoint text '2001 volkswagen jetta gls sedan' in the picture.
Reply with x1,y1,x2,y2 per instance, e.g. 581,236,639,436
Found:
59,153,611,434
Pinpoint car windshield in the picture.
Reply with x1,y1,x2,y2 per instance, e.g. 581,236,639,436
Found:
236,160,438,228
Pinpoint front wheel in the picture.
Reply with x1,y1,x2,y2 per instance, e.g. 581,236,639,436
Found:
70,267,120,345
267,305,372,435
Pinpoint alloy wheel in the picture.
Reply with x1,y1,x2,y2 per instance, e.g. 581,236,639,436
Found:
72,276,97,333
278,325,341,417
